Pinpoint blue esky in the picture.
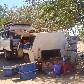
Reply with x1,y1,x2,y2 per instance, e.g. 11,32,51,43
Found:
0,0,27,8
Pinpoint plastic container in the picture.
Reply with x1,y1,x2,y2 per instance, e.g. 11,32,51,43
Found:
3,66,17,77
19,63,36,72
19,71,36,80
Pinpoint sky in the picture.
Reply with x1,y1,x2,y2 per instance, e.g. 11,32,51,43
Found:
0,0,27,8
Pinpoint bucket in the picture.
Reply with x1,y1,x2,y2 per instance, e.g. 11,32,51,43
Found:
3,66,17,77
19,63,36,72
19,71,36,80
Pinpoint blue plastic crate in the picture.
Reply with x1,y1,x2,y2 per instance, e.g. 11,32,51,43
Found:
19,63,36,72
19,71,36,80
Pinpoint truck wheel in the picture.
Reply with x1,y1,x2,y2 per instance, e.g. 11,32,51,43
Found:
4,50,11,60
24,54,30,63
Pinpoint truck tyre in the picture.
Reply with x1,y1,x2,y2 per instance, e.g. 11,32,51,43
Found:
24,54,30,63
4,50,11,60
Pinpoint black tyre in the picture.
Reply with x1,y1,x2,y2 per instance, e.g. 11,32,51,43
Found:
24,54,30,63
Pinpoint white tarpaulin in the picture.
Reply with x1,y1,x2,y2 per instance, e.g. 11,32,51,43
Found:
32,32,68,58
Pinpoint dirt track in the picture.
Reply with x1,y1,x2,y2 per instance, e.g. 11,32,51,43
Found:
0,57,83,84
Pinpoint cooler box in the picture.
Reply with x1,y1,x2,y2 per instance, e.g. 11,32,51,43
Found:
3,66,17,77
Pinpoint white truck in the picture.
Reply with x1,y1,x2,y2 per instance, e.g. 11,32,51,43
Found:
0,31,68,62
17,32,68,62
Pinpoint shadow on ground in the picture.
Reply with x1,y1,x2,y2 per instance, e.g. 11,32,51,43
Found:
0,57,83,84
11,74,84,84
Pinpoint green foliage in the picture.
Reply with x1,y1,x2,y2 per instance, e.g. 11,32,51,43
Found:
79,28,84,41
0,0,84,32
0,5,32,27
24,0,84,31
7,6,32,24
0,4,10,27
38,0,81,30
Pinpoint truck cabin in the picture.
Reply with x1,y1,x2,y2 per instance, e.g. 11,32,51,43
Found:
0,30,21,40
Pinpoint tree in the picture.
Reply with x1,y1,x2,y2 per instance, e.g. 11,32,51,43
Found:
1,0,84,33
1,5,32,25
25,0,84,31
0,4,9,28
8,6,32,24
0,4,32,28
